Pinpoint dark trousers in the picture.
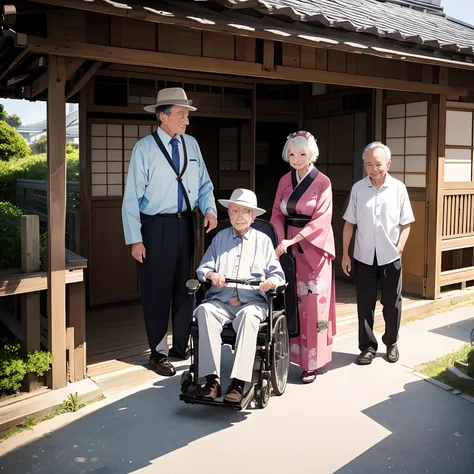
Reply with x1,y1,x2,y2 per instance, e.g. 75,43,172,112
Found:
354,254,402,353
139,213,194,358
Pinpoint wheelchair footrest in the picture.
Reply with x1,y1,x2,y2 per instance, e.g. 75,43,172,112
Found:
179,385,255,411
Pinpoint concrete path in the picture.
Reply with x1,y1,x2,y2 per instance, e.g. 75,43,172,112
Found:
1,307,473,474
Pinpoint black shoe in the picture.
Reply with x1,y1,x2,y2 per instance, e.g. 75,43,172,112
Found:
224,379,245,404
149,354,176,376
386,344,399,363
357,350,375,365
169,347,192,360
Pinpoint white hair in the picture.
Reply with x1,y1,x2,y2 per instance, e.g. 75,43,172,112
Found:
362,142,391,161
282,134,319,163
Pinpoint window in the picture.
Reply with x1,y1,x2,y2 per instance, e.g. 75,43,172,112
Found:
90,123,156,197
385,101,428,188
445,110,474,182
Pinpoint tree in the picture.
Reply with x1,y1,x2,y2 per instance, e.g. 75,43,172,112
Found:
5,114,21,128
0,121,31,161
0,104,6,122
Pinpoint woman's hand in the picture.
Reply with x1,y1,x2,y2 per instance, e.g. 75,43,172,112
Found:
276,239,292,258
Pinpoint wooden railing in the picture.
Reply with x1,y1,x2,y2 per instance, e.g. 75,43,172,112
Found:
0,215,87,390
440,182,474,288
15,179,80,254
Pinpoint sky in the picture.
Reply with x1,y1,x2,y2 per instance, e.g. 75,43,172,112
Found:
1,0,473,126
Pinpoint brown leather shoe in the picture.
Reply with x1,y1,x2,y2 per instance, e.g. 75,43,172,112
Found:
224,379,244,404
149,354,176,377
196,376,221,400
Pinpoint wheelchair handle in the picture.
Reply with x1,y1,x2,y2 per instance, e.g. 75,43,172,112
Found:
225,277,262,286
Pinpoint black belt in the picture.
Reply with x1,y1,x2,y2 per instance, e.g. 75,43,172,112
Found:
141,211,192,219
285,215,311,228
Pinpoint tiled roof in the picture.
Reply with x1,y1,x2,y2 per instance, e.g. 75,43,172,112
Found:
206,0,474,53
67,0,474,59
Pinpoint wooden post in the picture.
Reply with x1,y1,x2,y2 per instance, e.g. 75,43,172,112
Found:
67,281,86,381
374,89,383,141
20,215,41,391
250,81,256,192
47,55,67,389
434,96,447,299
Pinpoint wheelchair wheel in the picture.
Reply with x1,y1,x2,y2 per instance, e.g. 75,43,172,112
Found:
257,371,271,409
271,313,290,396
470,327,474,347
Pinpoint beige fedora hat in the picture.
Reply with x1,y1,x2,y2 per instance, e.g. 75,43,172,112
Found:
218,188,266,217
144,87,197,113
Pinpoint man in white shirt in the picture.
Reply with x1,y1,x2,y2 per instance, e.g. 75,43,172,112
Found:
342,142,415,365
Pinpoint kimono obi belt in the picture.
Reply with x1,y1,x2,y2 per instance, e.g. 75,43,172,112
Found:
285,215,311,228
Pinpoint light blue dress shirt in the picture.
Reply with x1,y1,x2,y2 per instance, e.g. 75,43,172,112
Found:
196,227,286,305
122,127,217,245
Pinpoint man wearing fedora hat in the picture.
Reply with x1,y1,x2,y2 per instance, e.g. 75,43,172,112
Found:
122,87,218,376
193,189,285,403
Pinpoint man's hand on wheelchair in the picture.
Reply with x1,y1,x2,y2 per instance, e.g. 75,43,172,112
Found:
259,280,276,293
206,271,228,288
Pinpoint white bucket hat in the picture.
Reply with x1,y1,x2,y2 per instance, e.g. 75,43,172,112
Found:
218,188,266,217
144,87,197,113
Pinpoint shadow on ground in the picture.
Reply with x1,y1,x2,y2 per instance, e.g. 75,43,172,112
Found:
335,378,474,474
429,316,474,343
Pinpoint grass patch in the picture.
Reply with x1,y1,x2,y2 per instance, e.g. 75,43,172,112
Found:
417,344,474,397
0,393,106,442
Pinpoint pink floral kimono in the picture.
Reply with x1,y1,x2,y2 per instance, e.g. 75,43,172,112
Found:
271,166,336,371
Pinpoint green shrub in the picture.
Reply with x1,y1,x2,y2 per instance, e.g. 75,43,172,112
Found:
0,121,30,161
30,136,47,155
0,342,54,395
0,152,79,202
467,349,474,378
0,201,22,269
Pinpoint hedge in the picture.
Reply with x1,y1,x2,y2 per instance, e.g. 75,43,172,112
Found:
0,151,79,202
0,201,22,269
0,121,31,161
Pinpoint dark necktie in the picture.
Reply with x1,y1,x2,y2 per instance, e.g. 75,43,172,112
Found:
170,137,183,212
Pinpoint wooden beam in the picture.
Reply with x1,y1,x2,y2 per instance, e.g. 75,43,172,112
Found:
0,270,84,297
66,61,102,100
31,58,85,99
26,37,469,96
441,235,474,251
30,0,474,74
440,265,474,286
47,55,67,390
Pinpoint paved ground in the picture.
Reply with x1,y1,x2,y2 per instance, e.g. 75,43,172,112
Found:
0,307,473,474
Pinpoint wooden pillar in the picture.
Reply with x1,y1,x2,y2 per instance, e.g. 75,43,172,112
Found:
250,82,256,192
374,89,383,141
426,95,446,300
20,215,41,390
47,55,67,389
67,281,86,381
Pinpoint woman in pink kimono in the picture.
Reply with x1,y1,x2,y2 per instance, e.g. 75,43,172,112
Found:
270,131,336,384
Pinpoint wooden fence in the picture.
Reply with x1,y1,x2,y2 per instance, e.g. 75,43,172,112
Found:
439,167,474,288
0,215,87,390
15,179,81,254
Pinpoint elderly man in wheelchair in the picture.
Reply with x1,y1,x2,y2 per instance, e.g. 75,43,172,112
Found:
181,188,287,408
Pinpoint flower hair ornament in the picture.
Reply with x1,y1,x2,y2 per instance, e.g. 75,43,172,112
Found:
287,130,317,143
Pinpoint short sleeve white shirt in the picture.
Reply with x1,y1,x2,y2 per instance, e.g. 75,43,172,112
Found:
343,173,415,266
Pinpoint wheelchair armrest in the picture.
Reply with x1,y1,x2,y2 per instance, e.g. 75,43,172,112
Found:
266,283,288,297
186,279,201,295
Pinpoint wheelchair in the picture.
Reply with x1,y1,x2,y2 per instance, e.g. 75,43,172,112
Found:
179,219,299,410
